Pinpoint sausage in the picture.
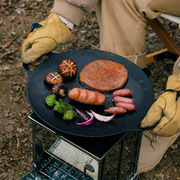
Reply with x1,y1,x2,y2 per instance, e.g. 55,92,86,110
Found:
105,107,126,114
68,88,105,105
113,96,134,104
113,88,132,96
115,102,135,111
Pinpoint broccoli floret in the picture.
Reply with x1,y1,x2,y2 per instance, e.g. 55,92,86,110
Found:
54,101,73,114
46,94,57,106
63,110,77,120
46,96,75,120
53,101,63,113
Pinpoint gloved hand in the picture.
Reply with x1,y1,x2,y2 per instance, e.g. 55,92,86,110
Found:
22,12,73,65
140,57,180,137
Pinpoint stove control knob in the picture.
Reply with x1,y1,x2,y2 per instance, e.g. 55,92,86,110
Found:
84,162,95,173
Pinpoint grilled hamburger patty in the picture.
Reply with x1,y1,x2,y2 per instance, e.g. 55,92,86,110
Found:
79,60,128,91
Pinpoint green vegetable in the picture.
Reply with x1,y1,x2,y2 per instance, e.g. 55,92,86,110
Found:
45,95,76,120
46,94,57,106
63,110,77,120
54,101,73,114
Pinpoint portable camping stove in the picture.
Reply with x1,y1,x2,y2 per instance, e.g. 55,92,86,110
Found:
20,113,141,180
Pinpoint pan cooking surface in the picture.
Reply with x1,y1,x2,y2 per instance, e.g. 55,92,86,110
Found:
24,50,154,137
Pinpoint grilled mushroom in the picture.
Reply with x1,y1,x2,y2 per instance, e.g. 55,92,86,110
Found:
45,72,63,85
58,59,77,78
51,83,67,97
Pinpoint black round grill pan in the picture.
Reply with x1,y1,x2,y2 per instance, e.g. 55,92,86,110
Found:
23,49,154,138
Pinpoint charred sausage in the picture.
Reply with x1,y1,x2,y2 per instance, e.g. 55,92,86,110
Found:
115,102,135,111
113,96,134,104
105,106,126,114
68,88,105,105
113,88,132,96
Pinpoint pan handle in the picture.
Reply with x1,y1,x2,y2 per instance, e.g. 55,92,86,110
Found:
22,63,34,77
22,53,51,76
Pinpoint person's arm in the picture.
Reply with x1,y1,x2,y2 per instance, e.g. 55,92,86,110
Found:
51,0,98,25
22,0,98,67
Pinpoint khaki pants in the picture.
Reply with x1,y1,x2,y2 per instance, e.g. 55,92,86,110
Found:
96,0,180,68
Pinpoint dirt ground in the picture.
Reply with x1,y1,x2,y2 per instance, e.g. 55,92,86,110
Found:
0,0,180,179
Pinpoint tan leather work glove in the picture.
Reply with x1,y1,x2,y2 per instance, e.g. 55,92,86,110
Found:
140,57,180,137
22,12,73,65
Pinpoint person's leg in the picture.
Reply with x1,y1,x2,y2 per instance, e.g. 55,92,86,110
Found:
137,131,180,172
96,0,148,69
96,0,180,69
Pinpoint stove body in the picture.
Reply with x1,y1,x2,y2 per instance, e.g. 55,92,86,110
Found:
21,113,141,180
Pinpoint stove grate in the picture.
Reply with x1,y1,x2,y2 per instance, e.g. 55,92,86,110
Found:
21,155,93,180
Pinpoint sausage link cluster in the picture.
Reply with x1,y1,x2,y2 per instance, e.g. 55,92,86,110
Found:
106,89,135,114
